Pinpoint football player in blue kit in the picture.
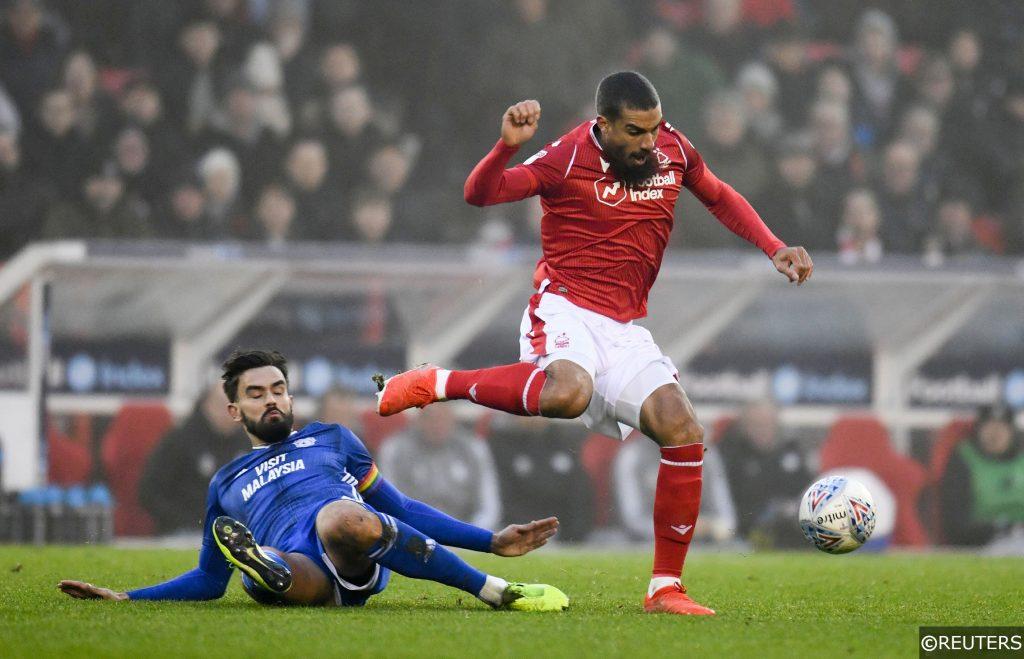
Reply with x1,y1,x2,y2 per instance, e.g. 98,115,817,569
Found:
59,350,568,610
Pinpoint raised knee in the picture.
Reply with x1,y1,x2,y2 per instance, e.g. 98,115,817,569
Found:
540,369,592,418
316,500,382,552
660,419,704,447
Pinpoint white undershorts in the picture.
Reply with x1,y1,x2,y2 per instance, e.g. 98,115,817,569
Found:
518,281,678,440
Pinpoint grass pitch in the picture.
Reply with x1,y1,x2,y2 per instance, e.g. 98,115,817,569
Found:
1,546,1021,658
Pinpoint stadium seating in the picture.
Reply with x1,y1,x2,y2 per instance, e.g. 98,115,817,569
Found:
46,418,92,486
99,403,174,536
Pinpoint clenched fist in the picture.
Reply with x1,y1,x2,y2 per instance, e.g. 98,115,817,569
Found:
501,100,541,148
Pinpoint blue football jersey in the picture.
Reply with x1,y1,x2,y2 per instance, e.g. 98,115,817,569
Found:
205,422,382,549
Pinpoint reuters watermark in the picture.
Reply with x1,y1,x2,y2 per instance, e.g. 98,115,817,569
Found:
920,627,1024,657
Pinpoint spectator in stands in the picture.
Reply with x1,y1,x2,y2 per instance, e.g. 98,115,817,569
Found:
160,20,227,136
197,147,246,239
897,105,949,206
687,0,760,77
736,62,782,146
473,0,598,137
42,161,153,239
848,9,908,145
816,63,854,107
0,130,45,258
366,140,425,239
681,90,767,247
924,195,988,261
488,416,594,543
718,400,813,547
875,140,931,253
24,88,90,198
939,405,1024,548
988,76,1024,252
318,385,365,438
113,126,160,210
947,28,988,107
323,85,380,196
139,383,243,535
0,82,21,136
0,0,68,119
350,193,393,244
809,99,859,204
753,133,835,250
284,138,343,240
837,188,883,264
614,434,735,544
254,182,297,248
319,43,361,92
764,24,816,129
61,49,116,146
267,1,317,112
632,26,724,133
164,179,207,239
243,42,292,139
377,404,500,531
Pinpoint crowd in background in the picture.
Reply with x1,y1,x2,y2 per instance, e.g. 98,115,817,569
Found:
59,382,1010,551
2,0,1024,260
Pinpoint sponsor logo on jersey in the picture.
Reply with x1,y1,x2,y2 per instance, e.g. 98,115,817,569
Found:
594,177,626,206
596,170,676,205
628,170,676,202
241,452,307,502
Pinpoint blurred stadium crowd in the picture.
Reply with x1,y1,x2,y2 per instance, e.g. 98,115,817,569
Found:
2,0,1023,551
2,0,1024,259
35,384,1023,552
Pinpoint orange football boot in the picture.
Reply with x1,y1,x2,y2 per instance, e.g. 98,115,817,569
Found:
374,365,440,416
643,583,716,615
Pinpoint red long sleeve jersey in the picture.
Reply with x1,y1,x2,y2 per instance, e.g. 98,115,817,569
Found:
464,120,786,321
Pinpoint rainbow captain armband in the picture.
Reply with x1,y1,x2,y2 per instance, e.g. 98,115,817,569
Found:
357,463,381,494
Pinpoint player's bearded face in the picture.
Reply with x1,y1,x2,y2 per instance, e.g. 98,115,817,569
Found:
605,140,659,186
241,405,294,444
600,108,662,186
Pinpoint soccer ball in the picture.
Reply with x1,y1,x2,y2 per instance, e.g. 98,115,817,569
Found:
798,475,877,554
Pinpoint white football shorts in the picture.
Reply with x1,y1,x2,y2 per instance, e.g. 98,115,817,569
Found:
518,280,678,440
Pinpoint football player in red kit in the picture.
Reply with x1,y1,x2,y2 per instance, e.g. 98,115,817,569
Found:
376,72,813,615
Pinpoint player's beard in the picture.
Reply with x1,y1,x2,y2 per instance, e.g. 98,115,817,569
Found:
606,144,659,187
241,408,294,444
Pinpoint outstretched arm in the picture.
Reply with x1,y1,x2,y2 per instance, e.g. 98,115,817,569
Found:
364,476,557,556
59,487,233,602
686,159,813,284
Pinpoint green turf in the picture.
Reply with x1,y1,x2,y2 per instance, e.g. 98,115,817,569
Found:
1,546,1021,658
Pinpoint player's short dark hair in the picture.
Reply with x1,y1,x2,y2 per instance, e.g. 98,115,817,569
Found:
596,71,661,121
221,349,289,402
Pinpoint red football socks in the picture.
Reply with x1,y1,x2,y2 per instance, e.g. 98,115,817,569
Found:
442,362,546,416
651,443,704,579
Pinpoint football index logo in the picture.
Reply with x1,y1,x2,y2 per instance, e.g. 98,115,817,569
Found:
594,177,626,206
